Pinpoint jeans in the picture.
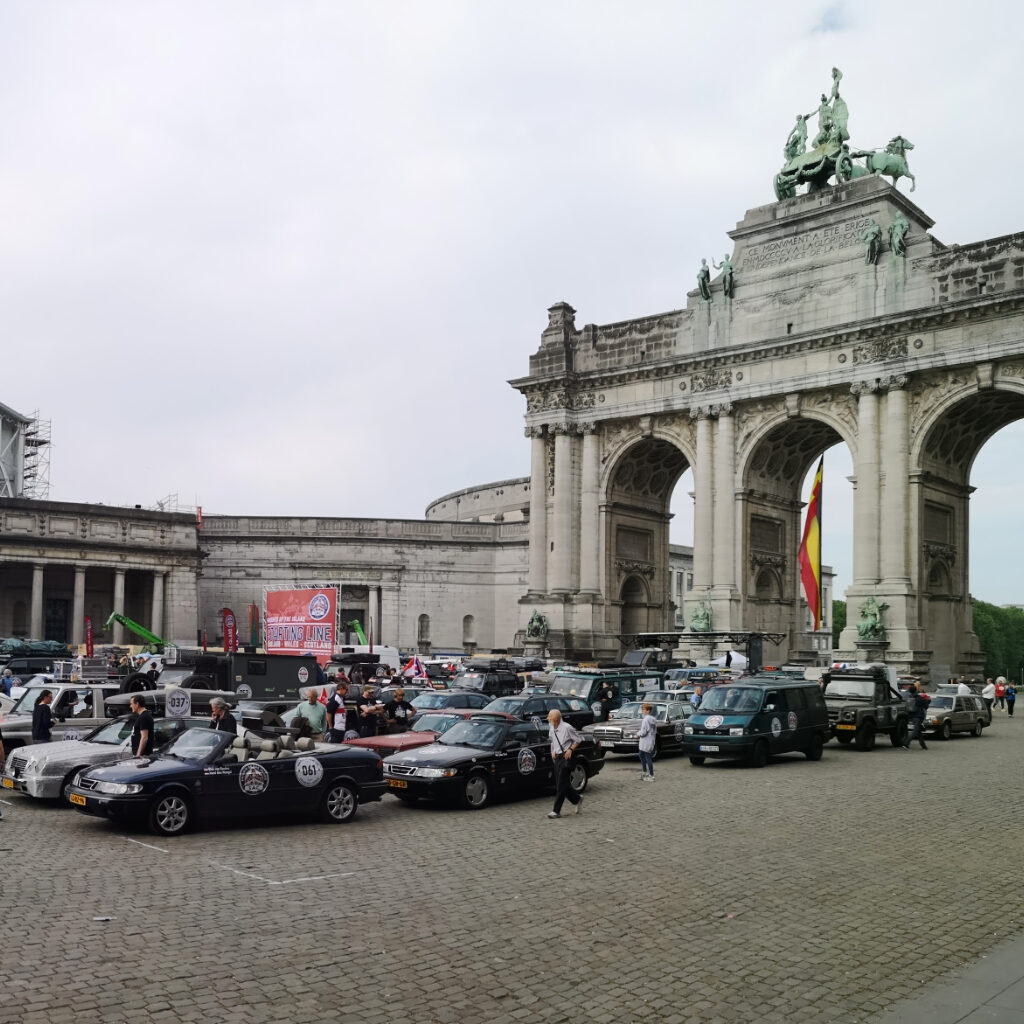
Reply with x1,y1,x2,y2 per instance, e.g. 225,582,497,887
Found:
1008,700,1016,717
638,750,655,775
552,757,581,814
907,718,926,747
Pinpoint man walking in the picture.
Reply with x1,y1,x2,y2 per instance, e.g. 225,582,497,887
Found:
1006,681,1017,717
903,683,928,750
129,695,155,757
546,709,583,819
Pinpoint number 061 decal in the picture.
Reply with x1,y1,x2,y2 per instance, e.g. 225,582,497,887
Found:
295,756,324,787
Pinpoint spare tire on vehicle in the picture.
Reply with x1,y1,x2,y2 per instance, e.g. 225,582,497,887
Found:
119,672,156,694
180,674,216,690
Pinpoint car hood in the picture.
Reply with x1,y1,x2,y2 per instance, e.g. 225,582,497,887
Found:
82,754,194,783
688,712,753,727
347,732,437,752
17,740,126,766
383,742,493,767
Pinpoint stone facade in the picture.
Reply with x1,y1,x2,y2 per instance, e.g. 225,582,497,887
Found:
511,176,1024,676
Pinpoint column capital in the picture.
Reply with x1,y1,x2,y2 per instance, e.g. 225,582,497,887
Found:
689,404,712,421
549,421,574,436
850,379,882,397
579,420,598,435
883,373,908,391
711,402,733,418
525,425,547,439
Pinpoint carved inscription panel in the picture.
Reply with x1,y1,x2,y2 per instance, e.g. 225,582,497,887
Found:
741,217,873,272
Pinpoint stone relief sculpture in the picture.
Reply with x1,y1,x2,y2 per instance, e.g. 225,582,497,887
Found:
856,596,888,641
888,211,910,257
689,599,712,632
712,254,734,298
525,609,549,640
862,218,883,265
697,258,712,301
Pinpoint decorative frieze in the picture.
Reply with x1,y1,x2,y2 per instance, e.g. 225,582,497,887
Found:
615,558,656,578
851,336,908,364
691,368,733,393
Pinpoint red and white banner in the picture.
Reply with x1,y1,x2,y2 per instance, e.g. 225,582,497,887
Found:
85,616,94,657
265,588,337,664
222,608,238,653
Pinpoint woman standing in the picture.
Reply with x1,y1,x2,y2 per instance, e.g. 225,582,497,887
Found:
32,690,54,743
638,702,658,782
1006,682,1017,718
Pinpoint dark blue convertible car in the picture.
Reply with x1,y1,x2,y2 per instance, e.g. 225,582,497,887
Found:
68,728,387,836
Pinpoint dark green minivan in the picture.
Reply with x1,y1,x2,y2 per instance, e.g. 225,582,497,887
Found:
682,678,829,767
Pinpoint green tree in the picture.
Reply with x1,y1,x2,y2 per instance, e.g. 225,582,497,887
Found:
831,599,846,649
971,598,1024,680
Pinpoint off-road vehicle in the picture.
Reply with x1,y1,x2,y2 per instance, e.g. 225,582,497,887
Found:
824,667,909,750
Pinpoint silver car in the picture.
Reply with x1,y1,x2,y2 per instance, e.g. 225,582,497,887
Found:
923,693,990,739
2,715,213,801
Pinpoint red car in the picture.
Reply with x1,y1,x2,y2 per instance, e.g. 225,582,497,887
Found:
343,708,516,757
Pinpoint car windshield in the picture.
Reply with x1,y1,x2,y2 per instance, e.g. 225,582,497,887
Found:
164,729,223,760
10,686,52,715
825,679,874,700
411,692,447,709
84,719,135,745
412,713,459,734
615,702,667,721
927,696,954,710
548,677,592,698
158,667,193,686
452,674,484,691
485,698,524,714
699,688,763,713
437,720,506,749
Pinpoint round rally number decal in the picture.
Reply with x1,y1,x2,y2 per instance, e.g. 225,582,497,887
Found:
518,748,537,775
63,729,82,742
674,721,685,742
297,666,310,684
771,716,782,738
787,711,798,731
295,756,324,788
239,762,270,796
704,715,724,729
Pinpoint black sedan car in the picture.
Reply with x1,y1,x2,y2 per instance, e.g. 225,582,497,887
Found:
482,694,595,730
68,727,387,836
383,713,604,810
408,689,493,718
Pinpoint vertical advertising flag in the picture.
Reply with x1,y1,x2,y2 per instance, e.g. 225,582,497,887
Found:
202,627,208,653
264,588,337,664
222,608,238,653
85,615,94,657
798,457,824,630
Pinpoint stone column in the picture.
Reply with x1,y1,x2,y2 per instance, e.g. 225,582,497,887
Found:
375,585,384,642
526,426,548,596
30,564,45,638
72,567,86,645
851,383,881,585
151,571,166,639
881,377,910,584
692,410,714,592
112,569,126,645
578,423,600,594
550,424,574,594
712,406,736,594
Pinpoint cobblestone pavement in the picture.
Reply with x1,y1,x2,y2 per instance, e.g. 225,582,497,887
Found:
2,712,1022,1024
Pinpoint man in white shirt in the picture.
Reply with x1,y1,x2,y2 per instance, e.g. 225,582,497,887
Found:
956,679,971,696
546,709,583,819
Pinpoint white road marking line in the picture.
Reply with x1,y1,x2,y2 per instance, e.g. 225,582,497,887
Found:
207,861,273,882
118,836,168,854
206,862,356,886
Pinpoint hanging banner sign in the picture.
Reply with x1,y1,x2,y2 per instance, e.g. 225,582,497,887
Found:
222,608,238,653
85,616,94,657
265,588,337,664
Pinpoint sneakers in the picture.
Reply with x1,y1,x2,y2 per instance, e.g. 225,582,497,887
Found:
546,811,561,819
574,795,583,815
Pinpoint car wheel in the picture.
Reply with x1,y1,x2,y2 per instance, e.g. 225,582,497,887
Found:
119,672,151,694
181,674,215,690
973,719,984,737
747,740,769,768
940,720,952,741
320,782,358,823
568,759,588,794
688,756,706,766
461,772,490,810
835,733,852,745
805,735,824,761
890,720,909,747
148,792,192,836
60,768,85,806
854,722,876,751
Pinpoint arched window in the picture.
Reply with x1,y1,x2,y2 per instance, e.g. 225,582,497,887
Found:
417,614,430,643
462,614,476,652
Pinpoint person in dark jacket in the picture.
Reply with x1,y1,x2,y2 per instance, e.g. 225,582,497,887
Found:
32,690,55,743
903,684,928,750
209,697,238,735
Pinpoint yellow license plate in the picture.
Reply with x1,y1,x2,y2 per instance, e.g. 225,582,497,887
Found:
836,723,856,730
70,793,86,806
1,777,13,788
388,779,408,789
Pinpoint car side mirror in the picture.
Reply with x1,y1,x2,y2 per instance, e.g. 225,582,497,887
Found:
764,703,775,712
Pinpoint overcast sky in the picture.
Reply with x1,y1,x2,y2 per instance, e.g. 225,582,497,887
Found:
3,1,1022,604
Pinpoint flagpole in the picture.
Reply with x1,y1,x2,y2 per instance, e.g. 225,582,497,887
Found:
818,452,824,634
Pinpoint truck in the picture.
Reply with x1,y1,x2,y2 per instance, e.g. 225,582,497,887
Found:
173,651,323,702
823,666,909,750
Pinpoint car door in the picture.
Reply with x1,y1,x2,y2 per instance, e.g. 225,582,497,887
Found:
761,689,790,752
522,699,547,725
524,721,555,791
952,696,970,733
665,703,689,752
499,723,545,793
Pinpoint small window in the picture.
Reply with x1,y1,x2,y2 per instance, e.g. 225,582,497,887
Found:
787,688,808,710
246,659,268,676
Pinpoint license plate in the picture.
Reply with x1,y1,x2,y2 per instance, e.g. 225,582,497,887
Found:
388,779,408,789
698,745,719,752
1,777,13,789
599,741,616,749
836,723,856,730
70,793,86,806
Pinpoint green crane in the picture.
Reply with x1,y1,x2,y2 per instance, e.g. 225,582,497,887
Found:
104,612,173,652
342,619,368,644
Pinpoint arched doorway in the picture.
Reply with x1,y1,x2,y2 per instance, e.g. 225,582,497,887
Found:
620,575,650,636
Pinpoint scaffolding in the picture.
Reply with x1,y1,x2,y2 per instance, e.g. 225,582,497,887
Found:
21,411,51,499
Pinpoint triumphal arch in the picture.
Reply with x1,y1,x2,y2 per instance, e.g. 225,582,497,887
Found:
511,70,1024,676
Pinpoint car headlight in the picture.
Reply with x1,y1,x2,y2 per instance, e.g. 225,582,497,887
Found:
926,717,937,726
841,710,855,722
71,771,83,787
93,781,143,795
415,767,457,779
729,727,744,737
24,757,41,775
684,726,694,736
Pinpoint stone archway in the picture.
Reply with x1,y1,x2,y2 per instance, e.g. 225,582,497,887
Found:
619,575,650,636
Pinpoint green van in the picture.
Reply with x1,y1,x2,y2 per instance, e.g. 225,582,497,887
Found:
548,668,665,719
682,678,830,768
